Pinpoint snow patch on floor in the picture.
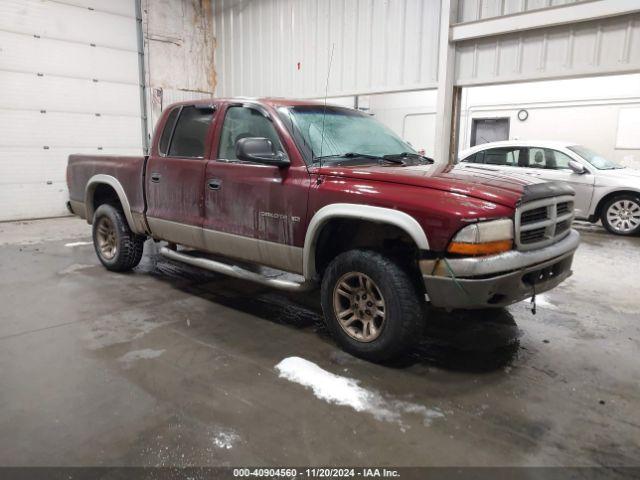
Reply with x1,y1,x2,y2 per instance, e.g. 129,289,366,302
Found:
275,357,444,428
212,429,240,449
64,241,93,247
118,348,165,368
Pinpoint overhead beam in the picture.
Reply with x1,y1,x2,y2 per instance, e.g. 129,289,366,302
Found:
451,0,640,42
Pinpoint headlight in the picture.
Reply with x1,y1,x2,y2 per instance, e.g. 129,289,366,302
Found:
447,219,513,255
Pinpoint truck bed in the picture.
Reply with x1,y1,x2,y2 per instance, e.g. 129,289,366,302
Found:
67,154,147,226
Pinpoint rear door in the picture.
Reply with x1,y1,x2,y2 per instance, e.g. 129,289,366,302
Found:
202,103,311,274
458,146,527,177
145,104,216,248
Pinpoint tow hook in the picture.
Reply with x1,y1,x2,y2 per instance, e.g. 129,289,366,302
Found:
529,284,537,315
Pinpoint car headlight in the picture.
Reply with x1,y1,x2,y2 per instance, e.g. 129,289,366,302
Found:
447,219,514,255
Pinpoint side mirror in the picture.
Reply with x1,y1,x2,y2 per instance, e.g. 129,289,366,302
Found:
568,160,586,174
236,137,289,168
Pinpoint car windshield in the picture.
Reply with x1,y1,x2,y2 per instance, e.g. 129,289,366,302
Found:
568,145,624,170
280,105,430,165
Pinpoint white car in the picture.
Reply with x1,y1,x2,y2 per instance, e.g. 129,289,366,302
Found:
456,140,640,236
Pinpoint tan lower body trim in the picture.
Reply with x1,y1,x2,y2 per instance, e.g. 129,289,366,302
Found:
146,217,303,275
69,200,87,220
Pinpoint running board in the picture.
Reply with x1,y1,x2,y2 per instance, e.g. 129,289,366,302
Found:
159,246,316,292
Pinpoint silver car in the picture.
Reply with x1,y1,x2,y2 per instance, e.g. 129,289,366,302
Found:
456,141,640,236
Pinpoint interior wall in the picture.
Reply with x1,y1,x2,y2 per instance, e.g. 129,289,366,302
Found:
334,74,640,169
460,74,640,168
141,0,216,142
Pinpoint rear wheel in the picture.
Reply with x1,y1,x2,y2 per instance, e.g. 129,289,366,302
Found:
321,250,423,362
92,204,145,271
601,194,640,236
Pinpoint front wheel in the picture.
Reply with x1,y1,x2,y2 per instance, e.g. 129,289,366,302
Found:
92,204,145,271
320,250,424,362
601,194,640,236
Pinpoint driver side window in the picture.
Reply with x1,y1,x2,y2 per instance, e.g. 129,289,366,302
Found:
218,107,284,161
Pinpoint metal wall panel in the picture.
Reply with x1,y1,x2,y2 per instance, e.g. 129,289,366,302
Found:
0,71,140,115
0,0,142,221
457,0,589,23
213,0,440,98
455,13,640,85
0,0,138,50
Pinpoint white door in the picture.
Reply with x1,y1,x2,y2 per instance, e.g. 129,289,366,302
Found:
0,0,143,221
521,147,595,218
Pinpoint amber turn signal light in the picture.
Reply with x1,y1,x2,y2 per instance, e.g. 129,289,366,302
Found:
447,240,513,256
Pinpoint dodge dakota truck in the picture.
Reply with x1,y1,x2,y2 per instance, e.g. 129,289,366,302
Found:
67,98,580,361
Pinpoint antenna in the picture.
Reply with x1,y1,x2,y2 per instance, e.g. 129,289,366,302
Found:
318,42,335,168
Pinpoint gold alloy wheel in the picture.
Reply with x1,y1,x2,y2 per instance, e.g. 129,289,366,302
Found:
333,272,386,342
95,216,117,260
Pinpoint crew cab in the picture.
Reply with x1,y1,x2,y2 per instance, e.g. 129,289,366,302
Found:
67,98,580,361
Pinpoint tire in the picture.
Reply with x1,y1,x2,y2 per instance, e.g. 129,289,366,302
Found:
600,194,640,236
320,250,424,362
92,204,145,271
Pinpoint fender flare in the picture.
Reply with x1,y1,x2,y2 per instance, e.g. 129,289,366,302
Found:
84,174,136,230
302,203,430,278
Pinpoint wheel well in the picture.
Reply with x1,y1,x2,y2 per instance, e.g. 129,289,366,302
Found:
314,218,423,289
593,190,640,220
92,183,122,212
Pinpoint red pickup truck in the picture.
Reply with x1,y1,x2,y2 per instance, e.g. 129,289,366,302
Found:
67,98,579,361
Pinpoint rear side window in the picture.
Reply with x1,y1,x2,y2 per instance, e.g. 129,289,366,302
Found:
462,152,484,164
159,108,179,155
484,147,521,166
168,106,215,158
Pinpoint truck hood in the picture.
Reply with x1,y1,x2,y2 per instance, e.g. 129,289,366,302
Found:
316,163,544,208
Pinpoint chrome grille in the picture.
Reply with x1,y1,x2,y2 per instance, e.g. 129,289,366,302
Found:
515,196,574,251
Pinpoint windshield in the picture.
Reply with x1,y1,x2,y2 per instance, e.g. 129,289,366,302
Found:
280,106,427,165
568,145,623,170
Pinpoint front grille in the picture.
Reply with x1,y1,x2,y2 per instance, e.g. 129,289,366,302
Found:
521,206,548,225
556,201,571,216
515,197,574,251
521,227,547,244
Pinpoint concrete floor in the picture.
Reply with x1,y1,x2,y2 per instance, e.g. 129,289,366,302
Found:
0,217,639,467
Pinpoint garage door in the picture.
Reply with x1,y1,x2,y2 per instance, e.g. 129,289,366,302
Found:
0,0,143,221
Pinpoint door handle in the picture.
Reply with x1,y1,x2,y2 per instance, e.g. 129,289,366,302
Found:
207,178,222,191
150,172,161,183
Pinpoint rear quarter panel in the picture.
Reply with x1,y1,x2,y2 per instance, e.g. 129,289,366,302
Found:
67,154,146,218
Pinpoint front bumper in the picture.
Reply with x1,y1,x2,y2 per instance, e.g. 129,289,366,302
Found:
420,229,580,309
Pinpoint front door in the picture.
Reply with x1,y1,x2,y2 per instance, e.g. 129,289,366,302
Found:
522,147,595,218
203,104,311,274
145,104,216,248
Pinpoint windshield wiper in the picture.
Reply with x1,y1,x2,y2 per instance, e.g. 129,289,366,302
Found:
315,152,383,162
383,152,434,164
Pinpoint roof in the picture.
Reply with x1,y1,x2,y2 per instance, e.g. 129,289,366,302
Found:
460,140,580,157
167,97,332,109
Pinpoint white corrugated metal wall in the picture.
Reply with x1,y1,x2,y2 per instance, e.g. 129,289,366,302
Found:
213,0,640,162
213,0,441,98
0,0,144,221
457,0,589,23
455,12,640,86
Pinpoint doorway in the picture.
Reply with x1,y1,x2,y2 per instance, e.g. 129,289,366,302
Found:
471,117,510,146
